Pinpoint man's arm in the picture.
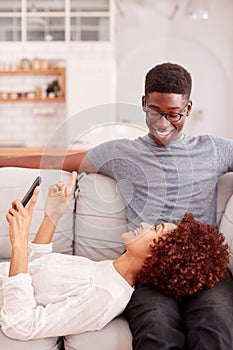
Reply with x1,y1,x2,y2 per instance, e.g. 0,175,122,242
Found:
0,151,97,173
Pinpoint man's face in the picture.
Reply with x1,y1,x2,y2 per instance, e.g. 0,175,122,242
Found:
142,92,192,146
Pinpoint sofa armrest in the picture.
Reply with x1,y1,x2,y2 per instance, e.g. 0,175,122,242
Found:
217,172,233,225
217,173,233,274
0,167,76,261
219,194,233,274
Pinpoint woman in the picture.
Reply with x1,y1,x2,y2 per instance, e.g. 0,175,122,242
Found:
0,172,229,340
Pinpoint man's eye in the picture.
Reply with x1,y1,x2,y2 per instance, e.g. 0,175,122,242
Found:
168,114,179,119
150,111,160,117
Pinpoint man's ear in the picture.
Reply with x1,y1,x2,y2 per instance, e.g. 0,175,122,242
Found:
186,100,192,117
142,95,146,109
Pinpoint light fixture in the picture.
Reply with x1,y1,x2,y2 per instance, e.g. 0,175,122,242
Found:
185,0,209,20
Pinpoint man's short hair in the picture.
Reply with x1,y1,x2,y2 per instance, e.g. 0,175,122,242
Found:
145,62,192,98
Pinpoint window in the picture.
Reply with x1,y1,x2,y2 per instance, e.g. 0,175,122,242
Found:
0,0,111,42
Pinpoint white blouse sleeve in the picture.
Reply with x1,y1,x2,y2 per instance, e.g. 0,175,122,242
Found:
28,241,53,262
0,273,114,341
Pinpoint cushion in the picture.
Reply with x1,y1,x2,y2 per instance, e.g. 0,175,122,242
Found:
219,194,233,274
0,328,63,350
64,316,132,350
74,173,128,261
0,167,76,262
216,172,233,225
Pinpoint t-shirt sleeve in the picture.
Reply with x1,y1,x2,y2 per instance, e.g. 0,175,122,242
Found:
86,140,119,178
213,137,233,173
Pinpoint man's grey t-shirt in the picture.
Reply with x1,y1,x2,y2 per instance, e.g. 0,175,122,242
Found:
87,134,233,229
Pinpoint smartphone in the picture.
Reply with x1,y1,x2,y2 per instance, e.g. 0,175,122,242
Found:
21,176,42,207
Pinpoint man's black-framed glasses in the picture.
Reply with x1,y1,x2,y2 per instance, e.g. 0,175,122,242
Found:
143,102,189,123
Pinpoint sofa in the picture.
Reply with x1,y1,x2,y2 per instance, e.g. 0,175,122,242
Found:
0,167,232,350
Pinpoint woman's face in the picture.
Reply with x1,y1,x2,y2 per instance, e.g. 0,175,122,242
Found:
121,222,177,257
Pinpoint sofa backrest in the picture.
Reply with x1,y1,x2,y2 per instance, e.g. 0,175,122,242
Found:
75,172,233,263
74,172,128,261
0,167,76,262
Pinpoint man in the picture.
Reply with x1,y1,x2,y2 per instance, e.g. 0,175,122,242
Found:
1,62,233,349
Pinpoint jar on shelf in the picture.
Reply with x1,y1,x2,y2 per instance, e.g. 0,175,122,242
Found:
35,87,42,99
9,92,18,99
41,60,50,70
32,58,41,70
20,59,31,70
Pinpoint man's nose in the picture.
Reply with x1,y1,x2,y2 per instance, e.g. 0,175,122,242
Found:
156,116,171,128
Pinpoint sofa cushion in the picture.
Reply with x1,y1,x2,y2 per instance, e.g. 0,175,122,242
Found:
0,328,63,350
219,194,233,274
0,167,76,261
216,172,233,225
74,172,128,261
64,316,132,350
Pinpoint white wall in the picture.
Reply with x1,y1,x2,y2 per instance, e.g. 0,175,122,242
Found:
65,52,117,147
0,0,233,147
115,0,233,138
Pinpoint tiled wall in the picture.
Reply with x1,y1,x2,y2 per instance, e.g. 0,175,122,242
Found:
0,102,66,147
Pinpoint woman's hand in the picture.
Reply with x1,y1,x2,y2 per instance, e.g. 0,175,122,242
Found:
44,171,77,225
6,187,39,250
6,187,39,277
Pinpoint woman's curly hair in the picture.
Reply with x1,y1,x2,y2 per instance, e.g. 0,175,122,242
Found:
138,213,229,300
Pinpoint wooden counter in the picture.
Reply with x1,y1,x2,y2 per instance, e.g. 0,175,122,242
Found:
0,147,86,157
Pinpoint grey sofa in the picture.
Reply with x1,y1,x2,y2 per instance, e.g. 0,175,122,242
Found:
0,167,232,350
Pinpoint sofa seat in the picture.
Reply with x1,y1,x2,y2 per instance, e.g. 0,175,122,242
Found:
64,317,132,350
0,331,63,350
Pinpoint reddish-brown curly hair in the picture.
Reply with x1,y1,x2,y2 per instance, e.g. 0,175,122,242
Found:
138,213,229,300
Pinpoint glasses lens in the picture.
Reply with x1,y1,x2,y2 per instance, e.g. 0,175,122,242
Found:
144,107,185,123
145,109,162,121
167,114,181,122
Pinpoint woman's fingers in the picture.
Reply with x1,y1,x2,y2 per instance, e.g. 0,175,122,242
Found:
10,187,39,215
27,186,40,216
65,171,77,198
9,205,18,214
11,199,22,211
6,212,15,223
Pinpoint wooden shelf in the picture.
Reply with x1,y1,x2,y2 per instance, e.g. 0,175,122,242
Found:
0,68,65,75
0,97,65,103
0,67,66,102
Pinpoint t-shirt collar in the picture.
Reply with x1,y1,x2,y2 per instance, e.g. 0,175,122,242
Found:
141,133,185,147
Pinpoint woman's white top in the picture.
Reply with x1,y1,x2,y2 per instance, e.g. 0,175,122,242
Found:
0,242,134,340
